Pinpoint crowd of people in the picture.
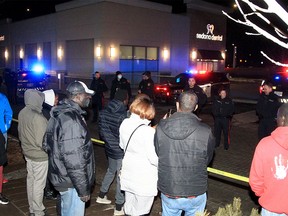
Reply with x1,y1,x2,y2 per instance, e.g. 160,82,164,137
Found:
0,70,287,216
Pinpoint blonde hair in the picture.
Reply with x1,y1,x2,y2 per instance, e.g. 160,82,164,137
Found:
129,94,155,120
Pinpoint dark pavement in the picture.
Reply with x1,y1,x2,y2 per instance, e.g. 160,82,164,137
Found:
1,104,261,215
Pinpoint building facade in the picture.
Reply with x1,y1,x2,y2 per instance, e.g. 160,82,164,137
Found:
0,0,227,88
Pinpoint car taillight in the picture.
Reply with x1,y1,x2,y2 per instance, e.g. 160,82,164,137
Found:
155,86,168,92
259,86,263,94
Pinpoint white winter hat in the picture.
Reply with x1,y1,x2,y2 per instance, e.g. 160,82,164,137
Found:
43,89,55,107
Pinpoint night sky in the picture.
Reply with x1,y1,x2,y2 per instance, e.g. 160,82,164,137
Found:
0,0,285,67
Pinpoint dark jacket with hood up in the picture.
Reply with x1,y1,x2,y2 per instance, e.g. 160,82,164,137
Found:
154,112,215,197
98,99,127,159
42,99,95,196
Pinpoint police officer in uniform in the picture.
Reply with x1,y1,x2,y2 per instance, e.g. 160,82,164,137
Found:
256,81,280,140
90,71,108,122
138,71,154,100
212,87,234,150
110,71,131,101
184,76,207,114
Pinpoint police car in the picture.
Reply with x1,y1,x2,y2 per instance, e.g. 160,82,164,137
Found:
16,65,47,98
154,71,230,104
259,72,288,103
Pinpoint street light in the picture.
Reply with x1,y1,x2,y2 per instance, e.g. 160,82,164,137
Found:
232,44,237,68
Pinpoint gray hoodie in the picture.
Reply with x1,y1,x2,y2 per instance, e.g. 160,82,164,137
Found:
18,89,48,161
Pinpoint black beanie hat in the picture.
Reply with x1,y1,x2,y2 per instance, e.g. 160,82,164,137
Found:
114,89,128,101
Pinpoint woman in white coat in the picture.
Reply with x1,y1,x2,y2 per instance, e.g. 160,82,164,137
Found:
119,95,158,216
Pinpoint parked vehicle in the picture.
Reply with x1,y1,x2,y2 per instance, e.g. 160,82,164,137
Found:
259,71,288,103
16,69,47,98
154,71,230,104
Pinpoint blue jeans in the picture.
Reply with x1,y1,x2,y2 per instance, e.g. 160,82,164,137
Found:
261,208,287,216
100,157,124,205
161,193,207,216
60,188,85,216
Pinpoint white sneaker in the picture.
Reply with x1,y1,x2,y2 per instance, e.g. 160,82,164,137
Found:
96,195,112,204
114,207,125,216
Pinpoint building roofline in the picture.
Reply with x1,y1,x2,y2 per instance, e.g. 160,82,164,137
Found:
185,0,232,15
56,0,172,13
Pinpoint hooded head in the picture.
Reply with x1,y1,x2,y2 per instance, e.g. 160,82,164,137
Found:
43,89,55,107
24,89,45,112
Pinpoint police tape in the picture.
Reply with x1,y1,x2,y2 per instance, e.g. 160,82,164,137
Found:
91,138,105,145
12,118,249,183
91,137,250,183
207,167,249,183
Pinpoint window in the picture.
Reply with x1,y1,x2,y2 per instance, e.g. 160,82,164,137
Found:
119,45,158,73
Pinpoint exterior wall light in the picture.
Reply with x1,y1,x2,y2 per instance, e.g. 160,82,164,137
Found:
191,50,197,60
96,46,101,58
110,47,115,57
163,48,169,60
221,51,226,60
4,50,8,60
19,49,24,59
37,47,42,60
57,47,63,60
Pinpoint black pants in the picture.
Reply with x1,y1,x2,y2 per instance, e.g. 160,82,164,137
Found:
214,117,231,149
258,118,276,140
92,99,103,122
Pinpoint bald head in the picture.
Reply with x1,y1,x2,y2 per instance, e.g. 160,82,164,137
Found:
177,91,198,113
277,104,288,126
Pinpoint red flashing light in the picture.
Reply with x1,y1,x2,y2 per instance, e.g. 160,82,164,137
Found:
259,86,263,94
166,92,170,96
156,87,160,90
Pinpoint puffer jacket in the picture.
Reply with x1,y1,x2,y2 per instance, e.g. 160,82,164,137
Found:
98,99,127,159
42,99,95,196
18,89,48,162
154,112,215,197
0,93,13,134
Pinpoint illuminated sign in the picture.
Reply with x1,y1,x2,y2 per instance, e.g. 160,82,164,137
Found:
196,24,223,41
0,35,4,41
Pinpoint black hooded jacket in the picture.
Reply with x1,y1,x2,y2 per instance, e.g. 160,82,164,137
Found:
98,99,127,159
154,112,215,197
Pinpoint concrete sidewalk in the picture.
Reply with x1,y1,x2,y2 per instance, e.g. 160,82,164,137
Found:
1,110,260,215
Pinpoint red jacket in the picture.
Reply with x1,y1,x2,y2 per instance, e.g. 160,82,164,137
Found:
249,127,288,214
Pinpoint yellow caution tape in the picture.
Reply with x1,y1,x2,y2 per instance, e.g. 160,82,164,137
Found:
12,118,249,183
207,167,249,183
91,138,105,145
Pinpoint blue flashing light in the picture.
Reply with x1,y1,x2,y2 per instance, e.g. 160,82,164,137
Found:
274,75,280,80
31,64,44,74
186,69,197,74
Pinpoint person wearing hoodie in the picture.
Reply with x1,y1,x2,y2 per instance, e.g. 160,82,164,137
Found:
43,81,95,216
18,89,48,216
249,103,288,215
42,89,60,213
96,89,128,216
154,91,215,216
